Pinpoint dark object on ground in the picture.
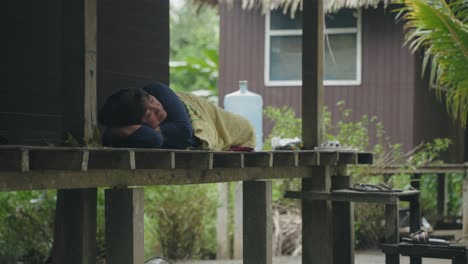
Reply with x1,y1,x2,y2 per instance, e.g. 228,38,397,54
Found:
145,256,173,264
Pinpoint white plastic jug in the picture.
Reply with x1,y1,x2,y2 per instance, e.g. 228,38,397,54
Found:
224,80,263,150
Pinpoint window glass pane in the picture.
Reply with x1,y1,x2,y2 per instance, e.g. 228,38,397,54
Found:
325,9,357,28
324,33,357,80
270,9,302,30
270,36,302,81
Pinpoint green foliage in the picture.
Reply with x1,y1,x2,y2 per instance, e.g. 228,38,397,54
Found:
171,49,219,94
144,185,217,260
0,191,55,262
170,1,219,93
264,102,453,248
398,0,468,126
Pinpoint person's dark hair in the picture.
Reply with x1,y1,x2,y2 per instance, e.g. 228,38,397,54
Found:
98,88,149,127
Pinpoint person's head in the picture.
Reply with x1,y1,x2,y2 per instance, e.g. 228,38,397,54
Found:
98,88,167,128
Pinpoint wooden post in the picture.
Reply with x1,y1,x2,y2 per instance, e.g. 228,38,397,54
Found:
302,0,323,150
385,204,400,264
52,0,97,262
436,173,448,225
409,195,422,264
234,182,243,259
301,0,329,263
243,181,272,264
332,165,354,264
463,164,468,239
216,182,230,259
105,188,144,264
52,189,97,264
303,167,333,264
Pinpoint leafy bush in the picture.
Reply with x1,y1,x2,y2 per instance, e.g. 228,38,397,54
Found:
0,191,55,263
144,185,217,260
264,102,453,249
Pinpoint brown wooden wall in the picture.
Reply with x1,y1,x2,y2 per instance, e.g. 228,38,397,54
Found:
2,0,169,145
97,0,169,113
2,0,64,145
219,2,464,158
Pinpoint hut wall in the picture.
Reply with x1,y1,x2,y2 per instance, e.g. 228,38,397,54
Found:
1,0,169,145
219,4,418,151
2,0,64,145
97,0,170,112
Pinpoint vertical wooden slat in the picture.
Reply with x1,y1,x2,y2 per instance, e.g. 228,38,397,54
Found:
385,204,400,264
243,181,272,264
105,188,144,264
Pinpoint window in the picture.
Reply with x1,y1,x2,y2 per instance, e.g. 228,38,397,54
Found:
265,9,362,86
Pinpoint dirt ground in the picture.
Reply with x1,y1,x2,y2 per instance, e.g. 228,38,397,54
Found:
174,250,451,264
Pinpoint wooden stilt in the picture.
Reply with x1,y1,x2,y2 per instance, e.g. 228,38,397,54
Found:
243,181,272,264
303,166,333,264
332,168,354,264
52,189,97,264
385,204,400,264
105,188,144,264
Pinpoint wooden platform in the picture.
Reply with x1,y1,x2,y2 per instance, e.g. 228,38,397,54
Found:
0,146,372,191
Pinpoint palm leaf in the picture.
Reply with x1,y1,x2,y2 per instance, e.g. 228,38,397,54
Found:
399,0,468,126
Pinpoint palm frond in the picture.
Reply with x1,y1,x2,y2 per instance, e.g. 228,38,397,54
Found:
400,0,468,127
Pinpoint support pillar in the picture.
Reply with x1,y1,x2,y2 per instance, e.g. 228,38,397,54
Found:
105,188,144,264
243,181,272,264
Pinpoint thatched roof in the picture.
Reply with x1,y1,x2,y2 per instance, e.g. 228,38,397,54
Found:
193,0,391,15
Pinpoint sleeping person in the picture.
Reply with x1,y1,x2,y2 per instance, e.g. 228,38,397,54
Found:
98,82,255,151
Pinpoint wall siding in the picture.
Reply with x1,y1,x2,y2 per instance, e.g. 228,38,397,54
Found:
219,3,417,151
2,0,169,145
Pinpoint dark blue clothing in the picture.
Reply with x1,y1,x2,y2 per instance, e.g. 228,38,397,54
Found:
102,82,199,149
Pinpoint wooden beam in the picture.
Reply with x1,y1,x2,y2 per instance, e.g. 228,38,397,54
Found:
332,166,354,264
52,188,97,264
301,0,323,149
105,188,144,264
302,166,333,264
385,204,400,264
0,166,326,192
54,0,97,261
243,181,272,264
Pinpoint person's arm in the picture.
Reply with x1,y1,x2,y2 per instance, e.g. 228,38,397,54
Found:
143,82,194,149
103,125,164,148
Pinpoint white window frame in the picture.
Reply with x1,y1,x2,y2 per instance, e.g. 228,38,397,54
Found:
264,9,362,87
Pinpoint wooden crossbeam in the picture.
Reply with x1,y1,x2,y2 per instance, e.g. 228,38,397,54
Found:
284,190,420,205
0,166,328,192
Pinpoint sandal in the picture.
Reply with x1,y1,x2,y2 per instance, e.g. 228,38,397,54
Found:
402,230,450,246
348,183,402,193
